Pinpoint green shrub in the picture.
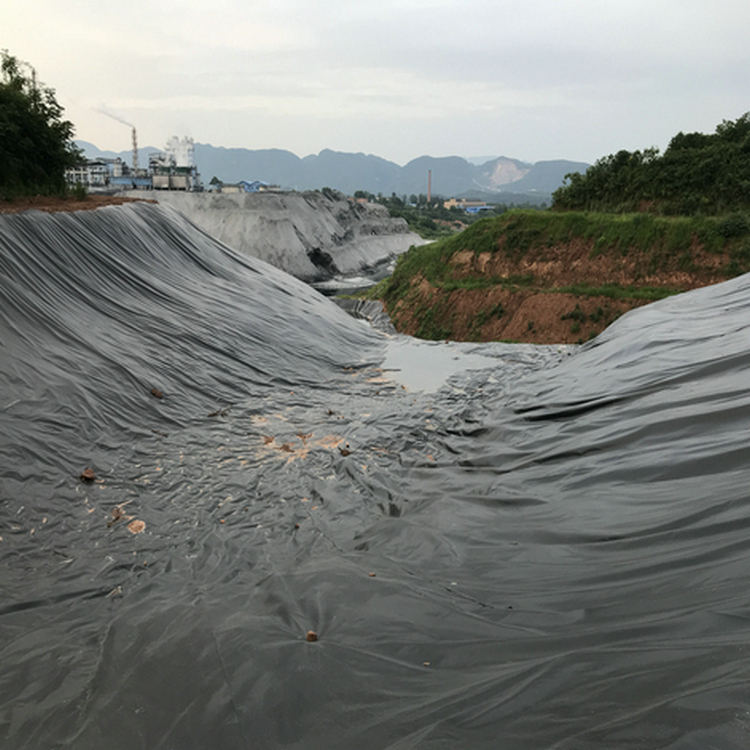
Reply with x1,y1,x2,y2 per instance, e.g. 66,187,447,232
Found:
725,241,750,277
561,304,587,323
717,213,750,238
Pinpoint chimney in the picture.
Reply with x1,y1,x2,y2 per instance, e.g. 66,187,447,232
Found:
132,127,139,174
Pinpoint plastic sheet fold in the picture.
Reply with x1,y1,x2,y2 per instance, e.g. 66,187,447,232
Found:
2,203,750,749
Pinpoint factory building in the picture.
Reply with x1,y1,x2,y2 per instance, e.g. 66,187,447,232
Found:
150,137,201,191
443,198,490,212
67,135,201,192
66,159,112,189
210,180,279,194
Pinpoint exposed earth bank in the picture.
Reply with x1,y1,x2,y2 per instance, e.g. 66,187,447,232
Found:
0,194,152,214
372,211,748,344
389,279,652,345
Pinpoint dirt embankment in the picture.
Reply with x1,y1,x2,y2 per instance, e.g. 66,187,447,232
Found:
0,194,154,214
387,235,733,345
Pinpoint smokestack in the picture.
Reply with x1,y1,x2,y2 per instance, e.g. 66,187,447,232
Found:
132,127,139,174
427,170,432,203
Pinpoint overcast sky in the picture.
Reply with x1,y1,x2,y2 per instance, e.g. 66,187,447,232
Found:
3,0,749,165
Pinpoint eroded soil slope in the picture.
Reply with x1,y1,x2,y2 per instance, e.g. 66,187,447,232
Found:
385,230,737,344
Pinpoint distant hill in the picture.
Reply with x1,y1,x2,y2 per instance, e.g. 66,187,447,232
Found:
76,141,589,201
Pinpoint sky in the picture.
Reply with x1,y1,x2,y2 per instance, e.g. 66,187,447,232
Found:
3,0,749,166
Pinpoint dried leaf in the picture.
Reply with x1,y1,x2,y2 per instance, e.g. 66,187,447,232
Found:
127,519,146,534
150,388,163,399
80,468,96,482
107,501,133,528
107,507,124,527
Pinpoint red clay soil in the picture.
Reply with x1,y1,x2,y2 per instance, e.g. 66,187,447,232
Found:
387,236,734,345
0,194,154,214
390,280,650,345
449,238,726,290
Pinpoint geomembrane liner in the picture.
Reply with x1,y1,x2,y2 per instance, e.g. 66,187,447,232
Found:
2,203,750,749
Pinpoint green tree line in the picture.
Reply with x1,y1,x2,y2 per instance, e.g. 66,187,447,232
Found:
552,113,750,215
0,50,82,198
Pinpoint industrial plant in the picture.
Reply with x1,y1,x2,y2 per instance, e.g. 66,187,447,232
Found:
67,129,202,192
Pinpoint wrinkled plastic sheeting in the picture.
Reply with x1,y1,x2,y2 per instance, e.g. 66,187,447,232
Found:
2,204,750,750
335,298,398,334
0,203,382,437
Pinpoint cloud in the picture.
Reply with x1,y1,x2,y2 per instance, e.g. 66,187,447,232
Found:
3,0,750,163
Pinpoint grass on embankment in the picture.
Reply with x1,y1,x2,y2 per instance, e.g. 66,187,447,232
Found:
362,209,750,343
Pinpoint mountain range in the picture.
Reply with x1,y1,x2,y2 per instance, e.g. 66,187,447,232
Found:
76,141,590,202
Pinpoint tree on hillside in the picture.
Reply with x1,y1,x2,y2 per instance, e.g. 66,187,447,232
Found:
0,50,82,197
552,113,750,215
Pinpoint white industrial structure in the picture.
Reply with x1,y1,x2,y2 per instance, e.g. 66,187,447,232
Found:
66,133,201,192
149,137,200,191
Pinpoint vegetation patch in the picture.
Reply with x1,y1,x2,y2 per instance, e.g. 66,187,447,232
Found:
362,208,747,344
552,113,750,216
554,283,682,301
1,51,82,199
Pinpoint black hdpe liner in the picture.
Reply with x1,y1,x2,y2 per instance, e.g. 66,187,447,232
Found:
2,203,750,749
